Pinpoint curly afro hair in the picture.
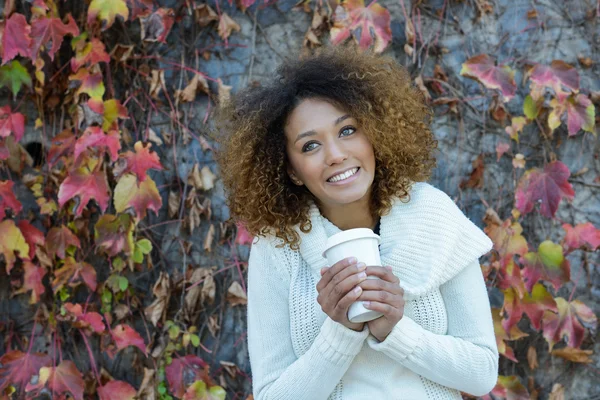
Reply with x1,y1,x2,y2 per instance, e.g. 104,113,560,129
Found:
211,44,438,251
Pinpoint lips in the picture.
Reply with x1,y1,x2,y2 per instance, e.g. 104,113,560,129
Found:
326,167,359,182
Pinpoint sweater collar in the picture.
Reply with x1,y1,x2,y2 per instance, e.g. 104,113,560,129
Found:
296,182,493,300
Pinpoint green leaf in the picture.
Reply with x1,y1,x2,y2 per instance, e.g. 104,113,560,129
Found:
113,257,125,272
190,334,200,347
136,238,152,254
168,324,180,340
0,61,32,97
102,288,112,304
133,248,143,263
157,384,167,395
59,287,70,302
118,276,129,292
523,95,539,120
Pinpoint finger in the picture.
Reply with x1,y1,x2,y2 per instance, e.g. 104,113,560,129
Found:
334,285,364,320
320,260,365,296
364,266,400,284
317,257,358,291
322,264,368,309
358,279,404,296
358,290,405,307
363,300,402,319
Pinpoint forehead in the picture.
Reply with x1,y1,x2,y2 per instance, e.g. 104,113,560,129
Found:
284,98,349,137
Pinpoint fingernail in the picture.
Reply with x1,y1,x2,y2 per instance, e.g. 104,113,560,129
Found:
363,301,370,307
348,257,358,264
358,272,367,279
320,267,327,275
357,262,366,270
353,286,362,294
386,266,392,271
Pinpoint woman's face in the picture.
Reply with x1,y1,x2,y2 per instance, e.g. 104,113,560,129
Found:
284,98,376,209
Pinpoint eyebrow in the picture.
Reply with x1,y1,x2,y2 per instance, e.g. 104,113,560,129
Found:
293,114,352,144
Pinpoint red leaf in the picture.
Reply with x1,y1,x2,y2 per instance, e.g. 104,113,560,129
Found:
0,350,51,394
542,297,597,351
47,129,76,167
520,282,557,330
515,161,575,218
52,257,97,292
528,60,579,100
94,213,135,257
113,174,162,219
483,215,528,258
98,380,137,400
30,14,79,61
2,13,31,64
521,240,570,293
562,222,600,252
71,38,110,72
46,225,81,259
69,67,105,100
0,180,22,220
74,126,121,162
495,141,510,162
17,220,45,259
111,324,147,355
0,105,25,142
330,0,392,53
58,166,110,217
235,222,253,246
549,94,595,136
166,355,210,398
496,257,527,299
140,8,175,43
63,302,105,333
26,360,85,400
460,54,517,101
114,141,163,182
492,307,528,363
16,261,46,303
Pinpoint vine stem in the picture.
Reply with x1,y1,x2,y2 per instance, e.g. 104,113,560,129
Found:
79,329,101,386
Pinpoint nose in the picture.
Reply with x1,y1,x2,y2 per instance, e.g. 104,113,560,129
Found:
325,142,348,166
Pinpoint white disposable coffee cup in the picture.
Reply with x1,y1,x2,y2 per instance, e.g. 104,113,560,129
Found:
322,228,384,323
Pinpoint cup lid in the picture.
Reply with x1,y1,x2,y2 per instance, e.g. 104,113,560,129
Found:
322,228,381,258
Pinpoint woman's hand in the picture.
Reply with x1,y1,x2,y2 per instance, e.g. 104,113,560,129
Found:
358,266,405,342
316,257,369,332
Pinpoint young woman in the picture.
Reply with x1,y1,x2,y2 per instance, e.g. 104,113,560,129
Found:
212,45,498,399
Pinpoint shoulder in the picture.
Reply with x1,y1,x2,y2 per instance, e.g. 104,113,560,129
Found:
249,233,294,281
392,181,463,218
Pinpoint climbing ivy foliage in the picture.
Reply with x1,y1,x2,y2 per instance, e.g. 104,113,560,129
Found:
0,0,597,399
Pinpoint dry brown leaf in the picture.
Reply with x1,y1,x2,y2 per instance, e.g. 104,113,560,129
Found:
113,304,130,321
527,9,538,19
194,3,219,26
148,128,163,146
137,368,157,400
220,360,238,378
414,75,431,102
200,166,216,191
207,314,220,336
204,224,215,252
227,281,247,306
218,13,240,41
578,55,593,68
218,78,232,105
168,191,180,218
512,153,526,169
404,17,415,43
527,345,538,370
144,272,170,327
175,73,210,105
110,44,135,63
551,347,594,363
148,69,165,99
185,267,210,316
548,383,564,400
403,43,413,56
434,64,448,82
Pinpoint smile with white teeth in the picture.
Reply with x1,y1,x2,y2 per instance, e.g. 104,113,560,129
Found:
327,167,359,182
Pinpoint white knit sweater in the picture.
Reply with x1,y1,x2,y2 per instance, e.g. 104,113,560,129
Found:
246,182,499,399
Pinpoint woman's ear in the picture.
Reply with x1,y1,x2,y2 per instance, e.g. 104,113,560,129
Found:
287,168,304,186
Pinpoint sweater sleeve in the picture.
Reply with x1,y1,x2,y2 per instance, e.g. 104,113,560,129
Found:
365,258,499,396
247,238,369,400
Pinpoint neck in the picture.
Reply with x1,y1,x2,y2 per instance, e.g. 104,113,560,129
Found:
317,195,378,231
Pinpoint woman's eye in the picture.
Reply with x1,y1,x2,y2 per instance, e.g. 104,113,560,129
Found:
302,142,318,152
340,126,356,136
